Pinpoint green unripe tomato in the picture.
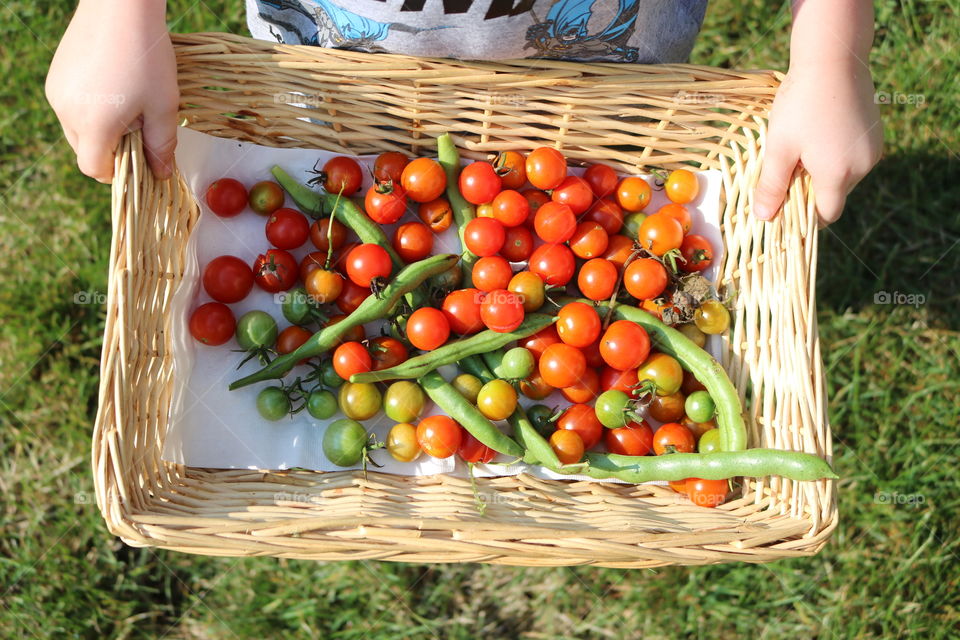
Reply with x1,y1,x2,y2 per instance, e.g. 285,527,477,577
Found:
685,390,716,423
697,428,721,454
319,358,344,388
281,287,314,325
595,389,630,428
527,404,556,439
323,419,369,466
452,374,483,404
306,389,338,420
622,212,648,239
236,310,278,350
256,386,290,421
495,347,535,380
383,381,426,423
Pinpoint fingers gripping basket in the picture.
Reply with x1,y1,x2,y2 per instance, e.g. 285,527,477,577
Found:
94,32,836,567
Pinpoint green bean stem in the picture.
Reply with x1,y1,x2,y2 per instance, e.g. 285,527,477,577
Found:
436,133,478,285
418,370,524,457
349,314,556,384
581,450,837,482
230,254,458,389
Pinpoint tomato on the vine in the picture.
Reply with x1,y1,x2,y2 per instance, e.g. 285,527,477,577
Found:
679,234,713,272
407,307,451,350
464,217,506,257
418,197,453,232
551,175,593,215
265,208,310,250
189,302,235,345
203,255,254,302
472,256,513,292
480,288,525,333
577,258,618,301
401,157,446,203
373,151,409,184
365,183,408,224
459,161,502,205
534,201,576,243
321,156,363,195
525,147,567,190
623,258,668,300
345,244,392,287
442,288,485,335
583,164,618,198
205,178,247,217
393,222,434,263
253,249,298,293
528,243,575,286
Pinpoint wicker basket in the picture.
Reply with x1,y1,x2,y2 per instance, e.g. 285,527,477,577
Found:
93,32,836,567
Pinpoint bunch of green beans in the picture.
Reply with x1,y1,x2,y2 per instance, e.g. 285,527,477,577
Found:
436,133,478,285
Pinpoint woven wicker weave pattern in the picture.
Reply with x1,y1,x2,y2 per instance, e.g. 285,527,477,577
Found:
93,32,835,567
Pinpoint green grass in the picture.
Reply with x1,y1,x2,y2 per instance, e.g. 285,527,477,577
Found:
1,0,958,637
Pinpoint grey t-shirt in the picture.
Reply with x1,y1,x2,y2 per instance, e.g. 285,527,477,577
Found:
246,0,706,62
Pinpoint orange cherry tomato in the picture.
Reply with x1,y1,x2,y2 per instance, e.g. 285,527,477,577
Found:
549,429,585,464
665,169,699,204
401,157,446,203
638,214,684,256
623,258,668,300
616,176,652,212
652,422,696,455
569,221,610,259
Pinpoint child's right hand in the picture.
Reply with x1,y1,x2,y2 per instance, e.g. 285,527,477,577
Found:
46,0,178,183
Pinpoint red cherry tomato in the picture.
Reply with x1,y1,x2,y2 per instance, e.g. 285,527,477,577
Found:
556,302,601,348
528,243,575,286
464,217,506,257
407,307,451,350
525,147,567,190
265,208,310,250
393,222,434,263
494,151,527,190
203,255,254,303
599,320,651,370
472,256,513,292
458,432,496,464
538,342,586,389
623,258,668,300
653,422,696,455
560,367,600,404
583,164,618,198
480,289,525,333
584,198,624,235
459,161,502,205
500,225,535,262
521,189,551,221
333,341,373,379
189,302,235,345
685,478,728,508
336,278,371,314
568,221,609,259
321,156,363,195
276,325,312,355
600,366,639,394
309,218,348,253
442,288,485,335
534,201,576,243
205,178,247,217
401,158,447,203
252,249,298,293
346,244,392,287
580,338,605,369
551,175,593,215
557,403,603,449
369,336,409,371
679,234,714,272
417,415,463,458
605,421,654,456
577,258,618,301
491,189,530,227
520,325,561,361
365,183,408,224
373,151,409,184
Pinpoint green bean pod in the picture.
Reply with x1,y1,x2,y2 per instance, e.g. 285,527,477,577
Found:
459,355,495,384
436,133,478,285
230,254,458,389
349,314,556,384
580,450,837,482
418,370,523,457
565,297,747,452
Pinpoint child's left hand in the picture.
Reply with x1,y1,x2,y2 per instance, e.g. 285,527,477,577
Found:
753,61,883,226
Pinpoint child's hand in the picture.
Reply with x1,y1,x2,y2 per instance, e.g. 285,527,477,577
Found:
46,0,177,183
754,0,882,227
